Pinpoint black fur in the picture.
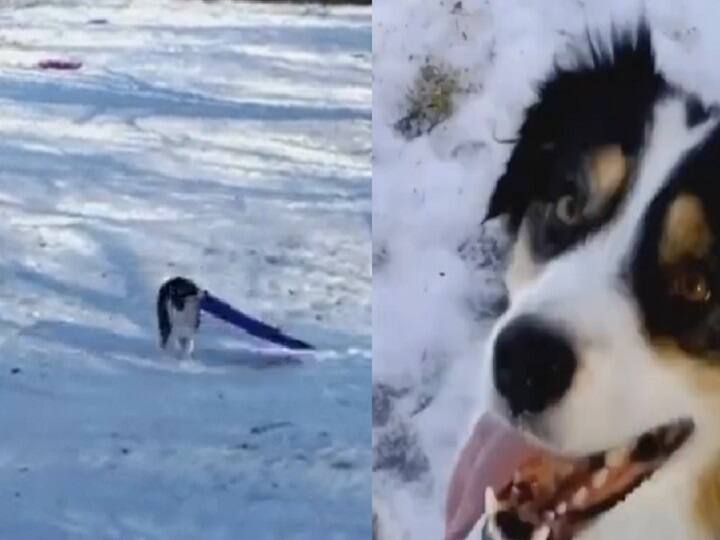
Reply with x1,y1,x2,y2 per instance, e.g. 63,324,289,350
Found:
157,283,171,347
156,276,200,347
631,125,720,357
684,95,718,128
486,23,665,256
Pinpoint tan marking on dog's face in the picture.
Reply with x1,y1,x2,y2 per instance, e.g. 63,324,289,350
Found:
583,145,628,216
695,453,720,535
659,194,713,265
589,145,627,196
653,339,720,392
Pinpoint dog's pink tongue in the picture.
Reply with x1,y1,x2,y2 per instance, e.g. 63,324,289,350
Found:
445,413,541,540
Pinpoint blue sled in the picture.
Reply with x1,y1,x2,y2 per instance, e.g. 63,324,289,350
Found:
200,292,314,351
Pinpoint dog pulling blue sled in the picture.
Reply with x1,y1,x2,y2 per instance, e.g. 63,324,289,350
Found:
200,292,314,350
157,276,314,359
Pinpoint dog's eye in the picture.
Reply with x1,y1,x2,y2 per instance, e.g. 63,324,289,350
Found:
671,271,712,303
554,195,582,225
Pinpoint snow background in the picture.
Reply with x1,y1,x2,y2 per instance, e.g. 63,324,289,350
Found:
0,1,370,538
372,0,720,538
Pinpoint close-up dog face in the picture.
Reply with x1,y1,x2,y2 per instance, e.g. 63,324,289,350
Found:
482,24,720,540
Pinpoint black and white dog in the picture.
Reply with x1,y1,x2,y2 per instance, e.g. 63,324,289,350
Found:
157,276,202,360
469,22,720,540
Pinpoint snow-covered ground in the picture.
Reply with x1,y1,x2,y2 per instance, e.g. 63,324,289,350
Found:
0,1,370,538
372,1,720,538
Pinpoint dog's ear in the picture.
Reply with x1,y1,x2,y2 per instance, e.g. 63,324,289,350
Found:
484,168,532,229
484,174,508,223
484,133,555,229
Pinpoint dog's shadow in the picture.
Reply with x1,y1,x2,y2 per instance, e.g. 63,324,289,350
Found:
197,346,304,369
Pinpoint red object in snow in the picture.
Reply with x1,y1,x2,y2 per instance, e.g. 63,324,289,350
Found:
38,60,82,71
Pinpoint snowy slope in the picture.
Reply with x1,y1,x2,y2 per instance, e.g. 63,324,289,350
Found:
372,1,720,538
0,1,371,538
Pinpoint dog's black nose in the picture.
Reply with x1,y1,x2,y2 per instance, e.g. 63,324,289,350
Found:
493,316,576,416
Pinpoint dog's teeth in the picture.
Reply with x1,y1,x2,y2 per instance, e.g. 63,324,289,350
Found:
486,515,504,540
556,502,567,515
543,510,555,522
572,486,588,508
531,524,551,540
591,467,609,489
473,513,490,540
510,485,520,499
606,447,628,468
485,487,499,515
